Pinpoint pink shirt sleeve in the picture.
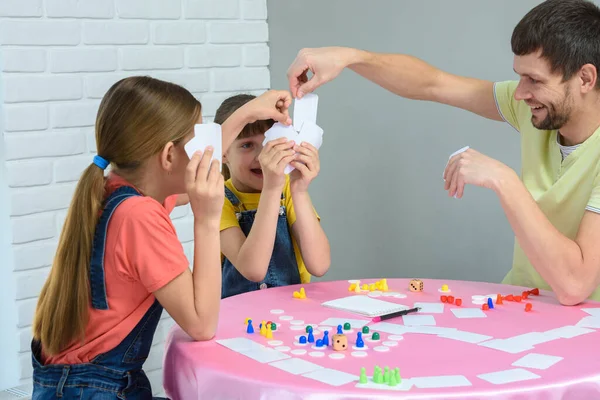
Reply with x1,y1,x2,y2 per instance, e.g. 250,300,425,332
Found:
113,197,189,293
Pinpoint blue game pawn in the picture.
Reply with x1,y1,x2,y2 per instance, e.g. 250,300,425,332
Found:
316,339,323,347
246,319,254,334
322,330,330,346
487,297,494,309
356,332,364,348
337,324,343,334
307,326,313,333
299,335,307,344
308,331,315,343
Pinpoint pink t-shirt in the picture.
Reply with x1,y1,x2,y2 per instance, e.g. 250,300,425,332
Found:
45,173,188,365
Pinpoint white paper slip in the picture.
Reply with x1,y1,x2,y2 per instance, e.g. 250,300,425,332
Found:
402,315,436,326
302,368,357,387
319,318,370,329
239,347,290,363
216,337,264,353
367,322,412,335
414,302,445,314
411,375,472,389
478,339,533,354
511,353,563,370
543,325,595,339
503,332,557,347
185,123,222,171
444,146,469,177
438,331,493,344
297,120,323,148
451,308,487,319
293,94,318,132
581,308,600,317
269,358,323,375
321,296,409,317
576,316,600,329
406,326,457,336
477,368,540,385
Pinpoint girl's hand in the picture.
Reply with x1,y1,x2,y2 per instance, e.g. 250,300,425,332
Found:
290,142,320,193
185,147,224,222
258,138,296,191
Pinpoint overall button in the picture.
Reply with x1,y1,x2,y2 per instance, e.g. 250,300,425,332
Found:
259,283,267,290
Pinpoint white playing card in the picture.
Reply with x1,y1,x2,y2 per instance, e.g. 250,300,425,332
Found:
302,368,357,387
411,375,472,389
477,368,540,385
437,330,493,344
238,346,290,363
445,145,470,198
543,325,595,339
477,339,533,354
293,94,318,131
451,308,487,319
215,337,264,352
269,358,323,375
262,122,297,145
511,353,563,370
581,308,600,317
297,120,323,149
402,315,436,326
575,316,600,329
414,302,445,314
185,123,222,171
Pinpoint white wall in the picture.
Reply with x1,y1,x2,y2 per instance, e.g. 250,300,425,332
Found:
0,0,270,394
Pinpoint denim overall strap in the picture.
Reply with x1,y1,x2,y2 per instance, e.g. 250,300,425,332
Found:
224,186,240,206
221,189,301,298
90,186,142,310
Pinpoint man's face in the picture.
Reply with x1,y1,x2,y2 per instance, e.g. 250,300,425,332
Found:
513,50,575,130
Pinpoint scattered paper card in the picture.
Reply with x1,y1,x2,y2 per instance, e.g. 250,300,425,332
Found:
451,308,487,319
269,358,323,375
185,123,222,171
575,316,600,329
402,315,436,326
543,325,595,339
239,347,290,364
367,322,412,335
477,368,540,385
437,330,493,344
414,302,445,314
216,337,264,353
321,296,409,317
581,308,600,317
319,318,370,329
511,353,563,370
478,339,533,354
302,368,357,387
411,375,472,389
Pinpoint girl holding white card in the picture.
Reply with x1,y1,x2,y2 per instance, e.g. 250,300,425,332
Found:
30,77,292,399
215,94,331,299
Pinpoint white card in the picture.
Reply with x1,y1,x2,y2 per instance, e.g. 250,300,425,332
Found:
407,326,457,335
302,368,357,387
581,308,600,317
411,375,472,389
478,339,533,354
356,377,413,391
477,368,540,385
293,94,318,131
184,123,222,171
438,331,493,344
543,325,595,339
444,146,469,177
216,337,264,353
504,332,557,347
414,302,445,314
575,316,600,329
319,318,370,329
511,353,563,370
367,322,411,335
451,308,487,319
297,120,323,149
239,347,290,363
269,358,323,375
402,315,436,326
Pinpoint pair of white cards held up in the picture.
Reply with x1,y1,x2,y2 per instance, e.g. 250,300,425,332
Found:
184,94,323,174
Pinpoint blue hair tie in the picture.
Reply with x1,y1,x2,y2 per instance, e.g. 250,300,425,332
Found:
93,155,109,170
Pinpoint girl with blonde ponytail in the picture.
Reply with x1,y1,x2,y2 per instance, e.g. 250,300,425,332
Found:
31,76,292,399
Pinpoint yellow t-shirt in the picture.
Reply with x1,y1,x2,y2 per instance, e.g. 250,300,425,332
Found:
494,80,600,301
220,175,316,284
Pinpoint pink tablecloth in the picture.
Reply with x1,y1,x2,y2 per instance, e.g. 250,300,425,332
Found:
163,279,600,399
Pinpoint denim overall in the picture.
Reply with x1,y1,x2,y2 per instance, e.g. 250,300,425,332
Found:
32,186,165,400
221,186,301,298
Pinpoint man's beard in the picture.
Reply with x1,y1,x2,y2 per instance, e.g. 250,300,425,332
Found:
532,88,572,130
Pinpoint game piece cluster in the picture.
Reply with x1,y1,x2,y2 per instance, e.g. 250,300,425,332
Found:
245,318,276,337
293,287,307,299
479,288,539,312
409,279,424,292
348,279,389,293
440,294,462,306
359,365,401,386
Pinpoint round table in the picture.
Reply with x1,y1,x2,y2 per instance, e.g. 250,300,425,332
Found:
162,279,600,399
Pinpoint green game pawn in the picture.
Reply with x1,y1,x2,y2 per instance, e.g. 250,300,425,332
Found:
372,332,380,340
383,367,390,383
359,367,368,384
343,322,351,330
271,322,276,331
395,367,401,383
388,375,398,387
373,366,382,384
362,326,370,334
305,325,312,333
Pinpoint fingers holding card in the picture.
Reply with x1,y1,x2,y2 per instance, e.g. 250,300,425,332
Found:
185,123,223,172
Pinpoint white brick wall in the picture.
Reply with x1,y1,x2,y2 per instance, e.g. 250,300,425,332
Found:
0,0,270,394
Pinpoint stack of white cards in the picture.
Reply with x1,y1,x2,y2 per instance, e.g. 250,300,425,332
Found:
262,94,324,174
184,123,223,171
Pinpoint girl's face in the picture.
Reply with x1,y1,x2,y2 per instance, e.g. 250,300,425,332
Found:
224,133,266,193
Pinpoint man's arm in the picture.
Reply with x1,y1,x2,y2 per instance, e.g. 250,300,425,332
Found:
496,173,600,305
287,47,502,122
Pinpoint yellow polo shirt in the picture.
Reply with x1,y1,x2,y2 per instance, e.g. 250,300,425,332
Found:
220,175,315,284
494,80,600,301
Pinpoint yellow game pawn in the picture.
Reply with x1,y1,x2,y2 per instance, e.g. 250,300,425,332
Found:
348,283,357,291
266,326,273,339
260,320,267,336
362,284,369,290
299,287,306,298
369,283,376,291
245,317,251,325
381,279,389,291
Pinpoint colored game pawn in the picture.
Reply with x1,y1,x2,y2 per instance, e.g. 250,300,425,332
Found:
373,366,382,384
447,295,455,304
307,331,315,343
455,298,462,306
306,325,313,334
246,319,254,334
525,303,533,312
315,339,323,347
487,297,494,309
359,367,368,384
514,295,522,302
395,367,401,383
362,326,369,334
383,367,390,383
441,295,447,303
260,320,267,336
343,322,351,331
505,294,514,301
270,322,276,331
482,304,489,311
496,294,503,305
266,326,273,339
388,375,398,387
355,332,364,348
322,331,330,346
381,279,389,291
337,325,343,334
371,332,380,340
530,288,540,295
299,336,307,344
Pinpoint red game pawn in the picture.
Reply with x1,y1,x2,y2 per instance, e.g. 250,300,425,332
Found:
505,294,514,301
514,295,522,302
482,304,489,311
447,295,455,304
496,294,503,305
441,295,448,303
522,291,529,299
455,298,462,306
525,303,532,312
530,288,540,295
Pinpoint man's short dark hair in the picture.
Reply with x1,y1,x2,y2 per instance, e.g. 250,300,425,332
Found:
511,0,600,87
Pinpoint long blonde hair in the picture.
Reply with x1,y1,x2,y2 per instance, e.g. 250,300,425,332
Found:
33,76,201,356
